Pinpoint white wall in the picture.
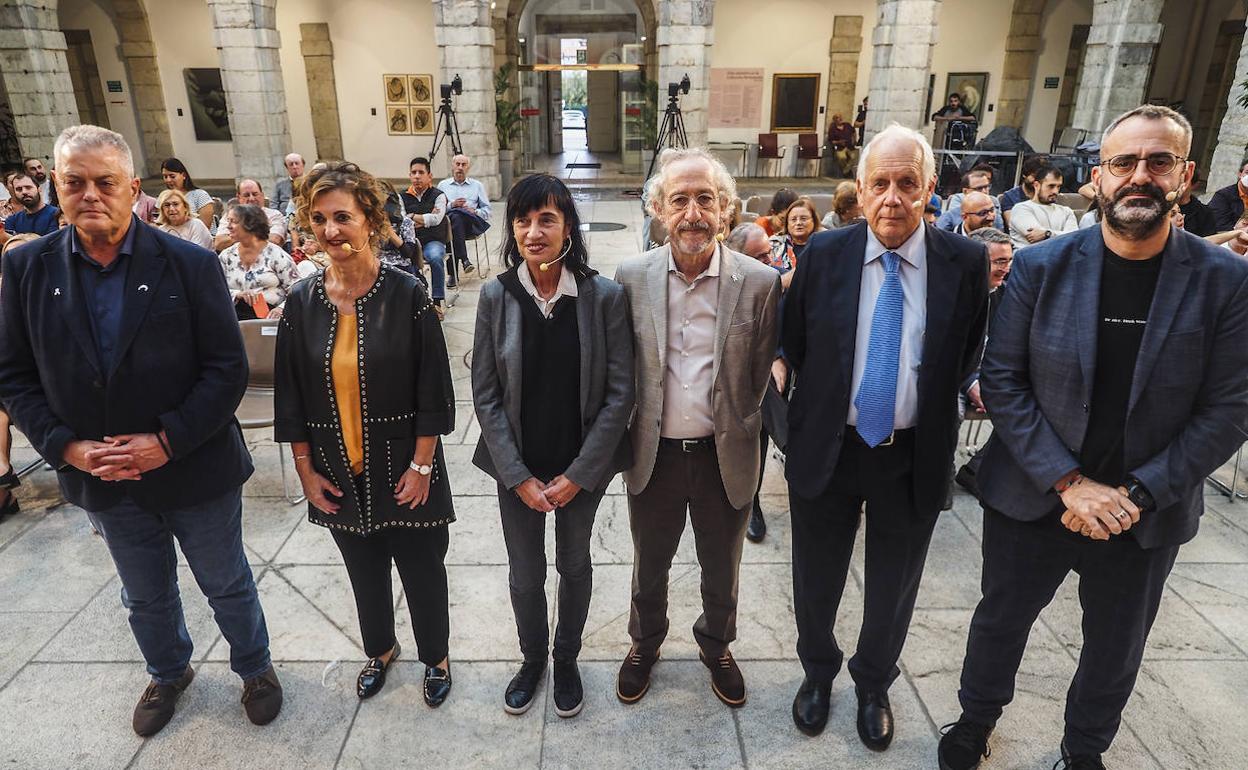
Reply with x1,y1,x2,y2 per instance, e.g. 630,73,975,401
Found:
1021,0,1094,151
929,0,1015,137
58,0,148,173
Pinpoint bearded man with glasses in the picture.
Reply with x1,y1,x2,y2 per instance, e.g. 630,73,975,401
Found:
937,105,1248,770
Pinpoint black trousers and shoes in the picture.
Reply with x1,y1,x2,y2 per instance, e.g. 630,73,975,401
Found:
553,658,584,718
747,430,769,543
789,427,937,746
504,659,546,715
447,208,487,271
955,507,1177,758
937,719,993,770
357,642,401,699
792,678,832,736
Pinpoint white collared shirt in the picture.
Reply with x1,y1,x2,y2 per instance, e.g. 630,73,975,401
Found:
848,225,928,430
661,245,721,439
517,261,579,318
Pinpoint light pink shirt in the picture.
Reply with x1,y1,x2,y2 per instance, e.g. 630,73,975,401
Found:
660,246,720,439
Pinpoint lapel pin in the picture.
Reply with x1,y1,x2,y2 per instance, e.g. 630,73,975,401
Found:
138,284,150,292
53,288,61,296
732,273,741,283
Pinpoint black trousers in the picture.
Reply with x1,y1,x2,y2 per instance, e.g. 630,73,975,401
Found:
498,482,606,662
628,440,749,657
957,507,1178,755
447,208,489,266
331,525,450,666
789,428,938,691
752,428,769,513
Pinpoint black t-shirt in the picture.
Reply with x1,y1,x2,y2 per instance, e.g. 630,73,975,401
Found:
1079,248,1163,486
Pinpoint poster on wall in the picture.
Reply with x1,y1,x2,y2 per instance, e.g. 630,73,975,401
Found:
410,75,433,105
770,73,821,133
708,68,763,129
183,68,231,142
411,105,433,135
945,72,989,122
384,75,409,105
388,106,411,135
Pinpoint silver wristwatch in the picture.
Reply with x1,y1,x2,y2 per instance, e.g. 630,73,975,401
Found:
409,462,433,476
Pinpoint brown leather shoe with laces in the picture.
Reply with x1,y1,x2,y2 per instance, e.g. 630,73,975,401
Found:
616,647,660,703
132,666,195,737
241,665,283,725
700,649,746,707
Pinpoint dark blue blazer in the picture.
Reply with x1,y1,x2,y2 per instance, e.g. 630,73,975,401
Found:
0,219,253,513
782,222,990,512
978,227,1248,549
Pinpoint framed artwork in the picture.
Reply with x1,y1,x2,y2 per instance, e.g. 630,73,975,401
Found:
409,74,433,105
411,105,434,135
183,68,231,141
770,73,821,133
387,106,411,135
383,74,409,105
945,72,989,122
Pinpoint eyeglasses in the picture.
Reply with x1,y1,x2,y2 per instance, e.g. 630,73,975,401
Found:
788,215,813,224
968,183,992,193
990,257,1013,268
1100,153,1185,177
965,208,995,218
667,193,718,211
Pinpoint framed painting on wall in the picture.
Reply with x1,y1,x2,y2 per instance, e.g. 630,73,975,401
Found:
387,106,411,135
384,74,409,105
183,68,231,141
409,75,433,105
411,105,433,135
770,73,821,133
944,72,989,122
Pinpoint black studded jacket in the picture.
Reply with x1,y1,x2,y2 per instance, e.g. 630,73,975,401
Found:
274,263,456,534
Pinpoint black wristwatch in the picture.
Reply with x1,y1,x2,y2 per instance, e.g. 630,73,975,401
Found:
1124,476,1156,514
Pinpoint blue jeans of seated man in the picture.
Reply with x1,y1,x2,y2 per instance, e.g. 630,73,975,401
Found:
91,486,271,684
424,240,447,300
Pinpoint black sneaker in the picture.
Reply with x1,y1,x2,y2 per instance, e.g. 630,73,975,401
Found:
462,262,475,274
938,720,993,770
552,658,583,718
132,666,195,736
504,659,546,715
1055,740,1105,770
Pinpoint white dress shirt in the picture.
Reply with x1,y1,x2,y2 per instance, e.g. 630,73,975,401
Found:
516,261,578,318
848,224,928,430
661,246,720,439
437,176,492,222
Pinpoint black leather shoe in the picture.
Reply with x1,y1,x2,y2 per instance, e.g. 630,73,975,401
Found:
617,647,659,704
856,687,894,751
132,666,194,737
357,642,400,700
423,663,452,708
938,720,992,770
1056,739,1106,769
552,658,584,718
954,464,980,498
746,503,766,543
504,659,546,715
791,678,831,736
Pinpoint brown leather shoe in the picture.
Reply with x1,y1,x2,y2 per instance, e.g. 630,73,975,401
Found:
616,647,659,704
132,666,195,736
241,665,283,725
700,649,746,707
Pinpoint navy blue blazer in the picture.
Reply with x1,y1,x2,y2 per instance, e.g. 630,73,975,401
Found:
0,218,253,513
782,222,990,513
978,227,1248,549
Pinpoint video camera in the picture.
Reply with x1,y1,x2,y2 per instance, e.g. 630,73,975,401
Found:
440,74,463,101
667,75,691,100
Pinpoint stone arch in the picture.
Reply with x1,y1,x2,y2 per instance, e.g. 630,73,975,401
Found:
498,0,657,74
111,0,173,176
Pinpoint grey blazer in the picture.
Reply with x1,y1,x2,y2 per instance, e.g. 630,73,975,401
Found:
979,227,1248,549
615,244,781,510
471,269,635,492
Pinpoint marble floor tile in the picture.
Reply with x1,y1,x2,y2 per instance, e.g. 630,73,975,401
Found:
1165,563,1248,654
1126,660,1248,769
0,610,72,687
0,507,115,612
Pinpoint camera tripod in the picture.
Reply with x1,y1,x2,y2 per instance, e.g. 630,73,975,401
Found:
645,90,689,181
429,95,463,162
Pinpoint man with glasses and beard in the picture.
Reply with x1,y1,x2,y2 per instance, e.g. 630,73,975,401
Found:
936,105,1248,770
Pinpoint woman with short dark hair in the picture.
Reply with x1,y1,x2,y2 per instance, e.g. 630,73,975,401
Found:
471,173,634,719
217,204,298,320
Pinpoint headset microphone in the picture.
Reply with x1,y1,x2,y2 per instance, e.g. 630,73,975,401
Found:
539,240,572,272
1164,189,1179,203
912,199,924,209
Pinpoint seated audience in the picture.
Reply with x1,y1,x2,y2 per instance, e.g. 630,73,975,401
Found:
0,173,59,244
401,156,451,316
214,179,288,250
378,181,422,280
160,157,215,229
924,203,940,225
1178,171,1216,236
999,153,1048,228
217,204,299,320
768,197,822,270
437,153,490,275
157,189,214,250
755,188,798,236
0,171,21,219
0,232,40,521
936,170,1003,231
1208,159,1248,232
1008,164,1077,248
273,152,304,214
725,222,772,263
955,191,997,237
133,188,159,224
821,181,862,229
826,114,858,177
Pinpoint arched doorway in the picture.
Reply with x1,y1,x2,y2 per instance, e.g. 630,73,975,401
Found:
501,0,657,177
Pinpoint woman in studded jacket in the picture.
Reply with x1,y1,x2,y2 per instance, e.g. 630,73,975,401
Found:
274,161,457,707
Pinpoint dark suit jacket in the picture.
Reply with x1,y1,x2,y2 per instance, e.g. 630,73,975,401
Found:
782,222,990,512
978,227,1248,549
1207,183,1244,233
0,219,253,513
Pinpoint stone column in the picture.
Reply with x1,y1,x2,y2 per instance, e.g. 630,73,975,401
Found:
113,0,172,176
863,0,941,139
299,23,343,162
1069,0,1164,135
433,0,500,199
1207,19,1248,192
0,0,79,165
207,0,291,194
996,0,1045,129
656,0,715,149
826,15,864,122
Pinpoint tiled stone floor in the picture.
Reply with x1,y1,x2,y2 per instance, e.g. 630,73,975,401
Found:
2,197,1247,769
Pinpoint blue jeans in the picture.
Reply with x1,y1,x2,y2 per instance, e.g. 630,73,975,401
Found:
424,240,447,300
91,486,271,684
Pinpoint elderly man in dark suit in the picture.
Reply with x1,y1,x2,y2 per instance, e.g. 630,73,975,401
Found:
781,124,990,748
614,148,780,709
937,105,1248,770
0,126,281,737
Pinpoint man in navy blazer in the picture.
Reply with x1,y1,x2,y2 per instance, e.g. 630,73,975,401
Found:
0,126,281,736
938,106,1248,770
782,124,989,747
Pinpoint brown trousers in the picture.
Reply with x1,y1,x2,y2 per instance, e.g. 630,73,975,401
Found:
627,440,750,657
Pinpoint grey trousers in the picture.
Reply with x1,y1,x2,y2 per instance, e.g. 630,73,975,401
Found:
627,441,750,657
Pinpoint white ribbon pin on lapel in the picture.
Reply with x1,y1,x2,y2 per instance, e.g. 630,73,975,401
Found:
138,284,150,292
53,288,61,296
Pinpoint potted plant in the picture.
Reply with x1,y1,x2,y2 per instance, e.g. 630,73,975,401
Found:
636,77,659,169
495,64,524,192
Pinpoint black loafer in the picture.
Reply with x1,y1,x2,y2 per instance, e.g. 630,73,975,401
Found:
423,663,452,708
504,659,546,715
746,503,766,543
792,678,831,736
856,687,894,751
552,658,583,718
357,642,400,699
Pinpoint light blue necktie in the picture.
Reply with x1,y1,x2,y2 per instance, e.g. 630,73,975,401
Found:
854,251,904,447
